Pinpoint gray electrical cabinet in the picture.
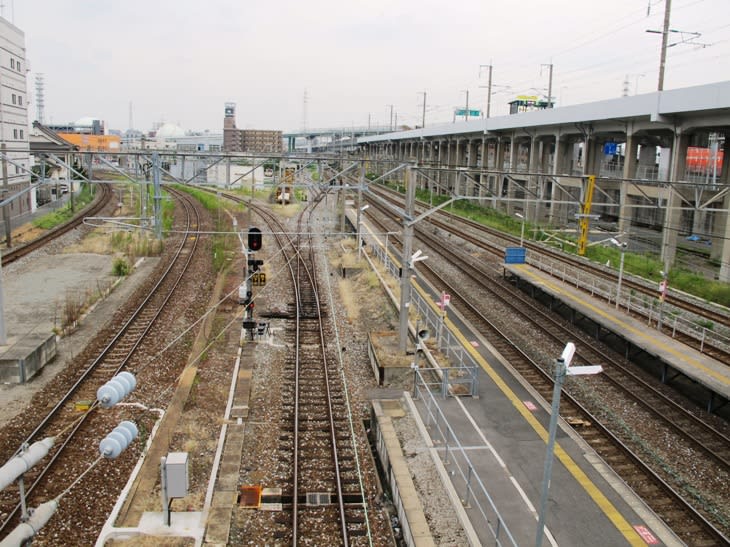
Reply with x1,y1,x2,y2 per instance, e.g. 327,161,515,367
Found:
165,452,189,498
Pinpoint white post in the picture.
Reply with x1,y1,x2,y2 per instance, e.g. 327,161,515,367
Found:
616,245,626,309
520,219,526,247
516,212,525,247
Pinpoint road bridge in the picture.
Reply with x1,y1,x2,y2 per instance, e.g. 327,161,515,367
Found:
358,81,730,280
283,125,391,153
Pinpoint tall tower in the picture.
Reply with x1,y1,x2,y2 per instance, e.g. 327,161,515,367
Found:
35,73,45,124
223,102,240,152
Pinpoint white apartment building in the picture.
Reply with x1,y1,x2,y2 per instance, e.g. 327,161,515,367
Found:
0,15,32,218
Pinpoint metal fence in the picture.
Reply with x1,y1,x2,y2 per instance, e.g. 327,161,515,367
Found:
414,372,519,547
362,226,516,546
526,252,730,354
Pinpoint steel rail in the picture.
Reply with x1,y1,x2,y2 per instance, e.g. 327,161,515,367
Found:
0,186,201,536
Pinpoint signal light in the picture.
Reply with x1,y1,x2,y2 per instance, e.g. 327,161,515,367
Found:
248,228,262,251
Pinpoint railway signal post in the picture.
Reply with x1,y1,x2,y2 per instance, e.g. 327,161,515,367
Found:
243,228,263,335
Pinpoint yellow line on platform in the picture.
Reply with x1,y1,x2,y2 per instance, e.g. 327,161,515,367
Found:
410,281,646,546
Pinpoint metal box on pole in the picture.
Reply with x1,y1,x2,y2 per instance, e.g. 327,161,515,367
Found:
165,452,189,499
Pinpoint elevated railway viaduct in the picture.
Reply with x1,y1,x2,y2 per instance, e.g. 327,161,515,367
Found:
358,81,730,280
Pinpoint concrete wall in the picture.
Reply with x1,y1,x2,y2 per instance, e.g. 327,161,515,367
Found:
0,333,56,383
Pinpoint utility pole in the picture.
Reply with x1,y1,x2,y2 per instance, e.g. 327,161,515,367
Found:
387,105,394,131
648,0,703,91
462,89,469,120
541,63,554,107
418,92,427,128
658,0,672,91
479,64,493,118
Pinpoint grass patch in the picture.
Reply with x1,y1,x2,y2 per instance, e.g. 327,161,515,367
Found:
33,183,95,230
381,181,730,307
171,185,237,272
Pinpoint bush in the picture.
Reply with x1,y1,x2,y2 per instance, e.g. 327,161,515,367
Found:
112,257,130,277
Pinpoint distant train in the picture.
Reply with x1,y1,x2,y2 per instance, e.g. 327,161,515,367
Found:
276,185,291,204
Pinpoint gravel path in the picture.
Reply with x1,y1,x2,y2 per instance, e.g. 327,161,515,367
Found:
0,236,159,428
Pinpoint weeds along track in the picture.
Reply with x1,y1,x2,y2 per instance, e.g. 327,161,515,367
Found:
368,183,730,363
364,199,730,545
0,186,207,543
1,183,114,266
211,185,372,546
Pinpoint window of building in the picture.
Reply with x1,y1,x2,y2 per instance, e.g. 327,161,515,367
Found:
13,129,18,139
11,94,16,105
18,95,22,105
17,61,21,72
10,58,15,69
19,129,24,139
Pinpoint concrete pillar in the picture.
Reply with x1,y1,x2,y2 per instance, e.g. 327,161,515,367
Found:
506,136,521,215
637,144,656,178
495,137,505,170
455,139,466,194
477,137,487,201
549,136,565,225
508,134,518,172
660,132,689,269
442,139,450,192
582,135,597,176
528,137,543,223
713,138,730,276
618,131,639,234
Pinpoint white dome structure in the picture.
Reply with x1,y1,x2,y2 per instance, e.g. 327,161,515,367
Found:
156,123,186,139
74,116,100,127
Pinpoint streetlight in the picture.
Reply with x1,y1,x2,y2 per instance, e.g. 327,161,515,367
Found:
536,343,603,547
515,212,526,247
610,238,627,309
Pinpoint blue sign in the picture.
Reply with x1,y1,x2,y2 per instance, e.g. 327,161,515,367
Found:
604,142,617,155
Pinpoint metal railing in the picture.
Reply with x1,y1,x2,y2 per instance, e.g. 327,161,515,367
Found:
414,372,519,547
526,252,730,354
364,228,517,545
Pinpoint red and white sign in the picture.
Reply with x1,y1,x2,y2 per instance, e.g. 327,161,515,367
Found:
633,525,659,545
524,401,538,411
659,279,668,302
438,292,451,311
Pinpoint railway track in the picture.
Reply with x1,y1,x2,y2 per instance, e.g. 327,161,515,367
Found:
364,199,730,544
212,186,372,545
367,183,730,363
0,186,203,542
1,183,114,266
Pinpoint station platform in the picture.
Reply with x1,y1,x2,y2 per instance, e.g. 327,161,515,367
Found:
401,269,682,546
503,262,730,411
346,216,676,546
346,208,693,544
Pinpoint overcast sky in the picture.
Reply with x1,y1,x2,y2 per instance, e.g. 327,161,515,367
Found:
6,0,730,133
